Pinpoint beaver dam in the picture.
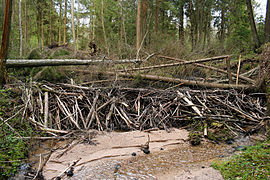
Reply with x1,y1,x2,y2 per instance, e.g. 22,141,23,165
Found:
6,79,268,180
3,53,269,179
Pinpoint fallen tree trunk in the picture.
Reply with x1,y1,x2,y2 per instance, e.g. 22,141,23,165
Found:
157,55,255,84
6,59,141,68
77,70,252,90
117,55,229,72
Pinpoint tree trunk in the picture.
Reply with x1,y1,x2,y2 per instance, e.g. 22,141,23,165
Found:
71,0,76,51
265,0,270,43
155,0,159,35
76,0,80,51
0,0,13,87
41,10,44,48
19,0,22,57
101,0,109,55
136,0,142,52
178,1,184,42
220,3,225,49
259,44,270,116
58,0,62,45
63,0,67,44
189,0,194,51
49,0,52,45
245,0,261,49
6,59,142,68
23,0,27,48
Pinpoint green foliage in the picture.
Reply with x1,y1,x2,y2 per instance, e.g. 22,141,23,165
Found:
212,139,270,180
52,49,70,57
0,88,33,179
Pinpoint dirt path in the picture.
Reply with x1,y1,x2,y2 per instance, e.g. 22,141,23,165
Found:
39,128,232,179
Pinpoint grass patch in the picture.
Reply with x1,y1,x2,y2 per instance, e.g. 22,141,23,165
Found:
212,139,270,180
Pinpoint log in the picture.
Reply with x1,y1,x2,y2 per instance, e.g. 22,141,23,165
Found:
6,59,142,68
118,55,229,72
158,55,255,84
77,70,252,90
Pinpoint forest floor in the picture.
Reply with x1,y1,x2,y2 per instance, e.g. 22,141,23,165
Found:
23,128,263,180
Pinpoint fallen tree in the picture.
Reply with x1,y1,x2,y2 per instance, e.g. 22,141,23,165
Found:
77,70,252,90
6,59,141,68
157,55,255,84
117,55,229,72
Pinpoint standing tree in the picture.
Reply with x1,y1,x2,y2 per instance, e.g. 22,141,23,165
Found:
265,0,270,43
76,0,80,51
0,0,13,87
101,0,109,54
71,0,76,51
245,0,260,49
63,0,67,44
23,0,27,50
189,0,194,51
59,0,62,45
19,0,22,57
155,0,159,35
136,0,142,53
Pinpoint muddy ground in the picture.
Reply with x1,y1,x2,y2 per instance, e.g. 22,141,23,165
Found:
23,128,260,180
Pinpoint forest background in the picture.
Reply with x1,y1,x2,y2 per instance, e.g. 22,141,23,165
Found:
0,0,269,60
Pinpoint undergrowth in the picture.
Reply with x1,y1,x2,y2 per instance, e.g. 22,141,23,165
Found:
0,88,34,179
212,139,270,180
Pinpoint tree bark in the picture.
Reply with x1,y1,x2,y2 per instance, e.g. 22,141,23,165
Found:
58,0,62,45
265,0,270,43
0,0,13,87
71,0,76,51
136,0,142,52
63,0,67,44
245,0,261,49
19,0,22,57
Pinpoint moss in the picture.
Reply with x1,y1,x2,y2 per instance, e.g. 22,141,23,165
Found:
212,139,270,179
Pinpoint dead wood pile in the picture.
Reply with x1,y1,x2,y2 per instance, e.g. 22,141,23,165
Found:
18,82,268,136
